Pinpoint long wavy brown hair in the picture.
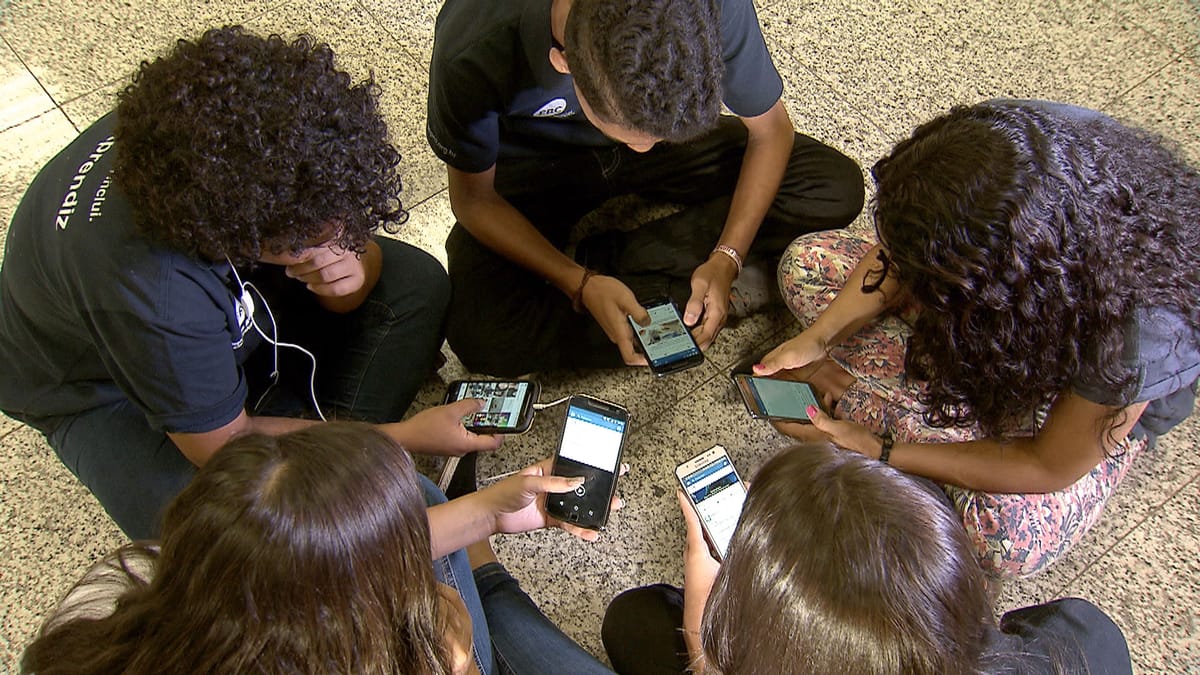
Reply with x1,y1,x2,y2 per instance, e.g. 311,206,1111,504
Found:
22,423,457,674
871,102,1200,436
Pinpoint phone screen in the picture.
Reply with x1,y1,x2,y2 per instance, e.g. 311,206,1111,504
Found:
630,301,701,372
548,398,629,528
742,376,821,420
680,452,747,559
448,381,534,432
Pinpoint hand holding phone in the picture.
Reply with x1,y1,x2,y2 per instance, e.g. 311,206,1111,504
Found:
546,395,631,530
629,298,704,376
732,374,826,422
676,445,748,561
444,380,540,434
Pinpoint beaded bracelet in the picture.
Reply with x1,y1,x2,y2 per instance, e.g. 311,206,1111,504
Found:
711,244,743,277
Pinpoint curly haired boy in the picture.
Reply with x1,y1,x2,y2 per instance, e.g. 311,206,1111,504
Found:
0,26,499,539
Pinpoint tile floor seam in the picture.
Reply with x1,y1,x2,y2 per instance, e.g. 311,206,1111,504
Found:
1103,50,1194,111
765,38,891,140
0,32,70,131
353,0,429,73
1047,467,1200,599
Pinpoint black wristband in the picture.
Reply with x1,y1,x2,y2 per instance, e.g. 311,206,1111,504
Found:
878,431,894,464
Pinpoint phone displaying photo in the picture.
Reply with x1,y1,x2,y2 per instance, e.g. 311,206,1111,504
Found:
629,298,704,376
546,395,631,530
732,374,824,422
444,380,540,434
676,444,748,561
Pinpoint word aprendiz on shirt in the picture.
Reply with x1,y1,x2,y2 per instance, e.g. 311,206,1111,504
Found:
56,135,115,230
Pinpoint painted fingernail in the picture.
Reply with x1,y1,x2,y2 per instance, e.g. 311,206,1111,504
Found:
806,405,818,417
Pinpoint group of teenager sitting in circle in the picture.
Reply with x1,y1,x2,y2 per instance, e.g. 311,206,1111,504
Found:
2,0,1196,672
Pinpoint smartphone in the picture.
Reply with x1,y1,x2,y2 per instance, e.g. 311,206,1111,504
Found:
546,395,631,530
676,445,748,561
444,380,540,434
628,298,704,376
732,374,825,422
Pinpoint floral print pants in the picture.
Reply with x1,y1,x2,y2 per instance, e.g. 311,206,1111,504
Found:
778,230,1146,579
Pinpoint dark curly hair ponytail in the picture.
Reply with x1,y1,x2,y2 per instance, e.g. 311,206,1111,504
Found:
115,26,407,265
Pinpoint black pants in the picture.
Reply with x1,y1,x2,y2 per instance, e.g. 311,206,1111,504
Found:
445,117,865,376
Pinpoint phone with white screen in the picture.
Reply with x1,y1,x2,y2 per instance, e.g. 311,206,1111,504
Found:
676,445,748,561
732,374,826,422
444,380,540,434
629,298,704,376
546,395,631,530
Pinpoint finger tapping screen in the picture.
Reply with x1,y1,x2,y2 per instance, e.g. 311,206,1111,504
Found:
635,303,699,367
682,456,745,557
750,377,820,419
457,381,529,428
559,405,626,472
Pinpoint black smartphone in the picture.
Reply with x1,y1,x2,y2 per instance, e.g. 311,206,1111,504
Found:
676,444,748,561
628,298,704,376
732,373,825,422
546,395,631,530
444,380,540,434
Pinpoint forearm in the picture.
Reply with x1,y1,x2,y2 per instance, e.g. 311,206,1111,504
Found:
427,491,497,558
170,412,317,467
807,244,896,346
313,240,382,313
449,171,585,296
881,396,1147,494
717,102,794,256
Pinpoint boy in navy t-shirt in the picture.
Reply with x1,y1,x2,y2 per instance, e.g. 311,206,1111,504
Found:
0,27,499,539
428,0,865,376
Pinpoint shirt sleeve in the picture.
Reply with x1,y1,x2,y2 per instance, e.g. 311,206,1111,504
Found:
718,0,784,118
85,261,247,434
427,43,505,173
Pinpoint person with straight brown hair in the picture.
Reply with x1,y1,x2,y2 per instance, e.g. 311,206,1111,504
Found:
22,423,616,674
603,442,1132,674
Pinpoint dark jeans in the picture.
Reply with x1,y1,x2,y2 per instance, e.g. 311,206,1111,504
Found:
445,117,865,375
37,238,449,540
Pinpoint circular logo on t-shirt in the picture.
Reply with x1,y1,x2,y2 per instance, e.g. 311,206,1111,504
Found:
533,98,568,117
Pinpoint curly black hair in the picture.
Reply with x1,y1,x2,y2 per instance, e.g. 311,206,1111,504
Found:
871,102,1200,437
114,26,406,265
564,0,724,142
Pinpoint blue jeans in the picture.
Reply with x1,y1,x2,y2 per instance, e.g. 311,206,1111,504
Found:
419,475,495,675
474,562,615,674
37,238,449,540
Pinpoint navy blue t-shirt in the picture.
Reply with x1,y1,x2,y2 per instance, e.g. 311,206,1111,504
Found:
0,113,260,434
427,0,784,172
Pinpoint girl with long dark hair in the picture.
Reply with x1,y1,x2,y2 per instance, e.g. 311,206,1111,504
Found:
22,423,617,674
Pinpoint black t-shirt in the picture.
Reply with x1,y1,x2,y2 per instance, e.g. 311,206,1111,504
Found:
981,598,1133,674
427,0,784,172
0,113,260,434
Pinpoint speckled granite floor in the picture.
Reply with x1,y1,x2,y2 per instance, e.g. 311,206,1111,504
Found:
1,0,1198,672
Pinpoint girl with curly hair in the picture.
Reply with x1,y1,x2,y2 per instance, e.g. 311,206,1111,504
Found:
755,101,1200,578
0,26,499,541
22,423,618,674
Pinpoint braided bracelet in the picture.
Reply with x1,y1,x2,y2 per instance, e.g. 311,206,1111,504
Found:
572,268,597,313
